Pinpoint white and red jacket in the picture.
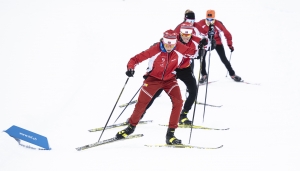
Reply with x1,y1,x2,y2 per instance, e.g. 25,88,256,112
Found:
176,36,201,69
196,19,233,47
174,22,214,51
127,42,197,81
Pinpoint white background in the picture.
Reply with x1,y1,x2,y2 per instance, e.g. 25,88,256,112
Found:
1,0,300,170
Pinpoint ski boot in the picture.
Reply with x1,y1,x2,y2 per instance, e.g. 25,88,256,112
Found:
231,75,242,82
199,75,208,84
115,124,135,140
166,128,182,145
179,109,192,125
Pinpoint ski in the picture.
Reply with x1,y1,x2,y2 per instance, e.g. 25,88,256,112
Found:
159,124,229,130
240,80,260,85
119,100,138,108
195,101,223,107
76,134,144,151
199,80,218,86
182,100,222,108
88,120,153,132
145,144,223,149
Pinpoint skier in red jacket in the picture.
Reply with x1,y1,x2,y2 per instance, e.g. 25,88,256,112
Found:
137,22,209,126
115,29,197,145
173,22,209,125
196,10,242,83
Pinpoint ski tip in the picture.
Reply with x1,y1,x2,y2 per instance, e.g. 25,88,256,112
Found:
88,129,103,132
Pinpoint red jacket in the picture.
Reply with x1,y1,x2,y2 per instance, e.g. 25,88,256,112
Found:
195,19,233,46
127,42,196,81
176,36,201,69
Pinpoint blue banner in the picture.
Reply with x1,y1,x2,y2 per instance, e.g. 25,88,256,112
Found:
4,125,50,150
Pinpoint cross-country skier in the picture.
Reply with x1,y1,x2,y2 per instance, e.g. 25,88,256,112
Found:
115,29,197,145
195,9,242,83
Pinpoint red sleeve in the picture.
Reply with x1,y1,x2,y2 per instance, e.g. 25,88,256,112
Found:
192,36,201,43
127,44,160,69
215,20,233,46
176,41,197,57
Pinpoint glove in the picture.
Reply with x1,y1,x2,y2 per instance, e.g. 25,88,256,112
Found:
229,45,234,52
199,38,208,47
143,72,149,79
208,25,215,38
125,69,135,77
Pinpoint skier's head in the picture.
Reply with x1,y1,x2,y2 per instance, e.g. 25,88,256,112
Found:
184,9,195,25
180,22,193,43
162,29,177,53
206,10,215,26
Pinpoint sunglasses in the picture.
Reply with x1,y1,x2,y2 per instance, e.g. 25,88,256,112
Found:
180,28,192,36
180,32,192,38
185,19,195,24
206,18,215,21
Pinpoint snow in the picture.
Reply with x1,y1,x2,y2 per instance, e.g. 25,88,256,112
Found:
1,0,300,170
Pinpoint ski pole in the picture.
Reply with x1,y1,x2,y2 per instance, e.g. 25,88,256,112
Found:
202,27,214,123
97,77,130,142
226,52,232,77
188,44,204,144
114,85,142,123
202,42,212,123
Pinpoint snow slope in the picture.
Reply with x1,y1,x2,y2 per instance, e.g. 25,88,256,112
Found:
1,0,300,170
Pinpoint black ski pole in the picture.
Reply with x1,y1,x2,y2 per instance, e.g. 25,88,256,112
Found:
202,25,214,123
188,44,204,144
226,52,232,77
97,77,130,142
114,85,142,123
202,41,212,123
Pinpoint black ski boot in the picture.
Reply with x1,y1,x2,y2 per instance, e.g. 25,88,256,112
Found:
166,128,182,145
199,75,208,84
179,109,192,125
115,124,135,140
231,75,242,82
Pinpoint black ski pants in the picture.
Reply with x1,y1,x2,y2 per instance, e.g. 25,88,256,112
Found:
201,44,235,76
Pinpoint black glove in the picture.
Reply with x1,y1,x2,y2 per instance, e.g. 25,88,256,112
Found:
143,72,149,79
229,45,234,52
208,25,215,38
199,38,208,47
125,69,135,77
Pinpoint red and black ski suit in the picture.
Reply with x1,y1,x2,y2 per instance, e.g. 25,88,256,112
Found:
127,41,196,128
195,19,236,76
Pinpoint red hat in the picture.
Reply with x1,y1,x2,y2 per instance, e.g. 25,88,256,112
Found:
163,29,177,44
180,22,194,34
163,29,177,39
